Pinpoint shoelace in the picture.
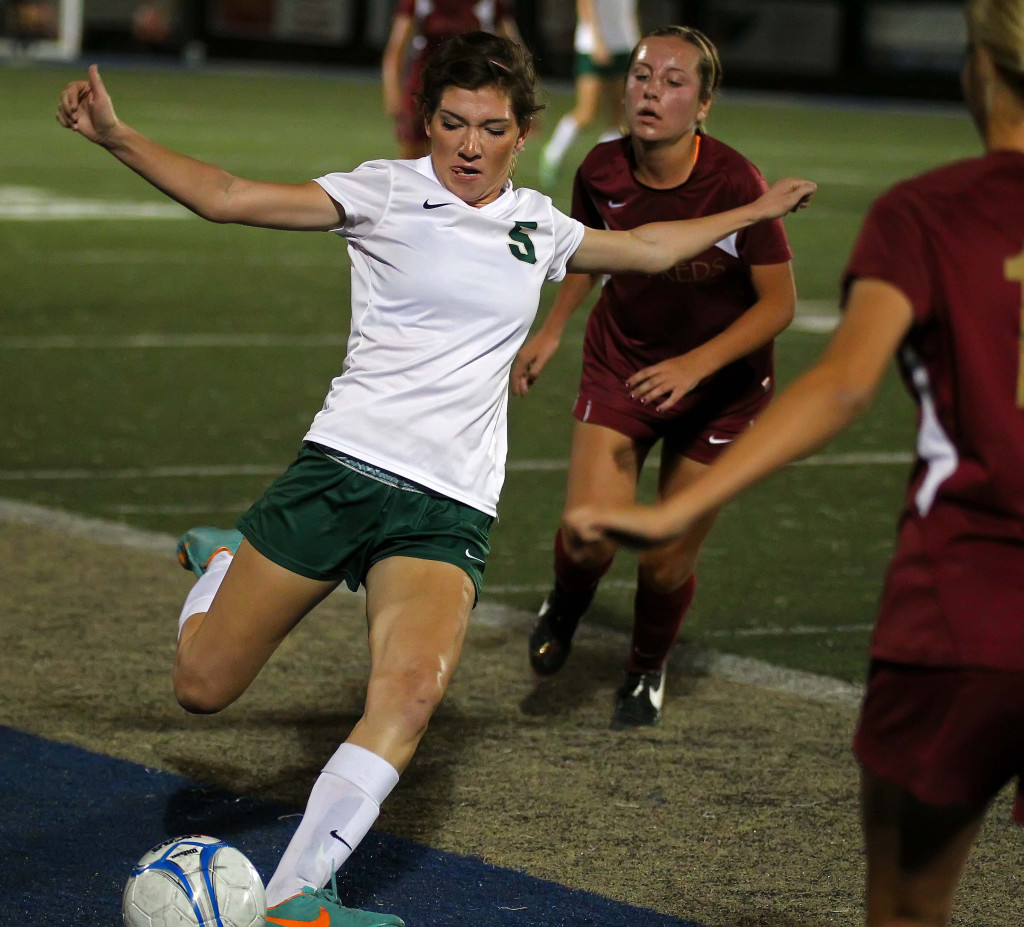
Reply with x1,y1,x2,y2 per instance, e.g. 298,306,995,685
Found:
308,871,344,908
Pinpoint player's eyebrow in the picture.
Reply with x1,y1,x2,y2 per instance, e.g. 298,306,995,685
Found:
438,108,512,127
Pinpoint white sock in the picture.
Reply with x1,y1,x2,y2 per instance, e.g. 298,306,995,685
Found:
542,114,579,166
264,743,400,907
177,550,232,639
598,128,623,143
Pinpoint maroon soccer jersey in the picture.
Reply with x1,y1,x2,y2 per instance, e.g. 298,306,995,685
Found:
397,0,513,79
573,136,792,410
844,150,1024,670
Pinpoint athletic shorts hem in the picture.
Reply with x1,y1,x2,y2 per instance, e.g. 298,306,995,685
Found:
237,516,361,590
367,548,484,604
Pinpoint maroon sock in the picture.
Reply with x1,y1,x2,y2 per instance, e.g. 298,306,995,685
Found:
627,574,697,673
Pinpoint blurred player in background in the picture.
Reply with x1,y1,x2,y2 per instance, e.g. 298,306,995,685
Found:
57,30,813,927
381,0,521,159
566,0,1024,922
538,0,640,188
515,26,797,730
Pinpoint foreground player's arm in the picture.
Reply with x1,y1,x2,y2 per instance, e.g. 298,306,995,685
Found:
567,179,815,276
512,272,599,396
57,66,344,231
629,261,797,411
564,277,913,547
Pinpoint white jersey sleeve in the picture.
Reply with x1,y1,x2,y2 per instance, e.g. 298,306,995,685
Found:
314,160,394,240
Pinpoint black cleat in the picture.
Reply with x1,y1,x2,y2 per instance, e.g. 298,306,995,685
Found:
610,668,665,730
528,584,594,676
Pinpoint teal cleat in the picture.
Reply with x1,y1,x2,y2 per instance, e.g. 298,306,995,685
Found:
266,874,405,927
176,526,243,577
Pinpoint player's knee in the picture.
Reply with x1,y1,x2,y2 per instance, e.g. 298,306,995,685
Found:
369,663,447,737
172,663,232,715
637,549,694,594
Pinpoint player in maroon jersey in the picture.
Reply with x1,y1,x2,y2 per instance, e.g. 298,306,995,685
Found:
382,0,521,159
566,0,1024,921
513,25,797,728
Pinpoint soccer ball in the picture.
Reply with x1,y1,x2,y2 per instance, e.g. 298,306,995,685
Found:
122,835,267,927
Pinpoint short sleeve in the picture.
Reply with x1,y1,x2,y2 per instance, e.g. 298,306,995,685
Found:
547,207,587,283
314,160,393,240
843,188,935,321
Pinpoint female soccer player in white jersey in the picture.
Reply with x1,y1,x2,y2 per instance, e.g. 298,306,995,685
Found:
566,1,1024,923
57,32,813,927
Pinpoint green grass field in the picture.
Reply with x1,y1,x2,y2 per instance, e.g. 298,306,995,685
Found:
1,61,980,683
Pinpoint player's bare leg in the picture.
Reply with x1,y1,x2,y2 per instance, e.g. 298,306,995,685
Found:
352,555,475,770
861,769,987,927
263,556,473,911
175,539,339,713
539,73,602,187
529,422,647,676
610,450,720,727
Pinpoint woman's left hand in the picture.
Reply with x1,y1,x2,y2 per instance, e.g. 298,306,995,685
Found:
627,355,705,412
563,504,676,550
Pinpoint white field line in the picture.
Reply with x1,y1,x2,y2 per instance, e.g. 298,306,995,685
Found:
0,495,864,708
0,452,912,483
0,186,195,221
12,250,335,267
0,334,349,349
0,301,841,352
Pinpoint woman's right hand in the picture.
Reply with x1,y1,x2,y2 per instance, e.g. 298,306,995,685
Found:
56,64,119,146
755,178,817,220
512,330,560,396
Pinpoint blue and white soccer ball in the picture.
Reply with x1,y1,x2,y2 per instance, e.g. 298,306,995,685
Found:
122,835,267,927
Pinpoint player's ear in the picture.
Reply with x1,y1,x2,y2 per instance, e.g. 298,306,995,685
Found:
513,125,529,153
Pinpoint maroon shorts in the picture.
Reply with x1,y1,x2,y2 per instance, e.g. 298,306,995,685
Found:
853,661,1024,824
572,369,772,464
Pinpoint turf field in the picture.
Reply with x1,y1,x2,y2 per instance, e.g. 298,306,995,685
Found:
1,60,979,684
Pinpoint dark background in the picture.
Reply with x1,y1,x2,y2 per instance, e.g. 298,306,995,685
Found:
6,0,968,101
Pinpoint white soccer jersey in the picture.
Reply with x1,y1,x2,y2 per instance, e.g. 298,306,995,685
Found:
307,157,585,516
575,0,640,55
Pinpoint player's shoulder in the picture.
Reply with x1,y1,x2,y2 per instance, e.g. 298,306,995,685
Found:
696,134,766,189
577,137,633,185
880,152,1020,209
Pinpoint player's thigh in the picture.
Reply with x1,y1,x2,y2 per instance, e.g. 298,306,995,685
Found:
637,449,722,581
563,420,647,511
364,555,475,691
599,75,626,121
176,540,339,706
572,73,602,124
861,768,986,927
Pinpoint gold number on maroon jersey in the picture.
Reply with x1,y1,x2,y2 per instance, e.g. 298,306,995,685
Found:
1007,244,1024,408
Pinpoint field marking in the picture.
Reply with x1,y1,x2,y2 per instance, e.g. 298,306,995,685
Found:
0,300,841,350
0,186,194,221
0,451,912,483
0,334,349,349
0,496,865,708
12,249,335,267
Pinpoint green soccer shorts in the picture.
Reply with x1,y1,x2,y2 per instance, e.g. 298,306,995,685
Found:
237,443,493,600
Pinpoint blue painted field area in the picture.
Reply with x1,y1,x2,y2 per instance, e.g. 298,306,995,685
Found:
0,726,700,927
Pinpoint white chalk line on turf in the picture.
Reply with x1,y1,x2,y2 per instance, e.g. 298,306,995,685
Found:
0,496,865,708
0,452,912,483
0,334,350,349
